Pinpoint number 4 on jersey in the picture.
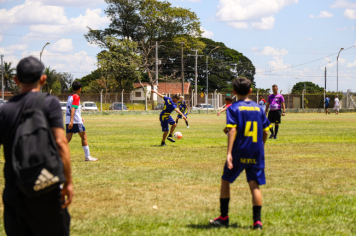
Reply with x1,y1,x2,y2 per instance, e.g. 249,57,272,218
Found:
244,121,257,142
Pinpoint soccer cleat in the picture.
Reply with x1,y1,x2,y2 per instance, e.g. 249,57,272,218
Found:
209,216,229,227
253,221,262,230
187,126,189,128
167,136,175,143
161,142,166,146
85,156,98,162
274,136,277,139
269,134,274,139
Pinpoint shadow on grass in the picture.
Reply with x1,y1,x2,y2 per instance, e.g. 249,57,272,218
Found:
187,223,250,230
150,145,178,148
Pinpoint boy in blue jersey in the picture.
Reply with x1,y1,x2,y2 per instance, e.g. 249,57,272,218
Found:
209,77,271,230
324,95,330,115
175,96,189,128
151,91,187,146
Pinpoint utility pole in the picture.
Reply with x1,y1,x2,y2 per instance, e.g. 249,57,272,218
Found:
324,67,326,109
181,42,184,95
188,49,203,106
155,41,158,87
1,55,4,100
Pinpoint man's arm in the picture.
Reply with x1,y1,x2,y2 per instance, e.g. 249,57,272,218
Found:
282,102,286,116
151,90,164,99
175,108,187,121
68,107,75,129
226,127,237,169
51,127,73,209
265,102,270,115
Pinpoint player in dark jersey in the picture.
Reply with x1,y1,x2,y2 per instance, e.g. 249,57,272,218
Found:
151,91,187,146
176,96,189,128
209,77,271,230
324,95,330,115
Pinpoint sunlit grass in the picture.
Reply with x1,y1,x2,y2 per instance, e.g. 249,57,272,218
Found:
1,113,356,235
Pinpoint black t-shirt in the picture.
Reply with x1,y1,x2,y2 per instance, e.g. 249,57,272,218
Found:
0,92,63,185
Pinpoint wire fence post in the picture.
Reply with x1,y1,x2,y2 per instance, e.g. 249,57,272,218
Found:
100,90,103,111
121,89,124,111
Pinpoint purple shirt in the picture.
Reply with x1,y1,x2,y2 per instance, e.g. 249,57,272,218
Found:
268,94,285,111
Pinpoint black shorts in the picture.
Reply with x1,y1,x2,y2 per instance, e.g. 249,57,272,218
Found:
268,110,281,124
325,105,329,109
3,185,70,236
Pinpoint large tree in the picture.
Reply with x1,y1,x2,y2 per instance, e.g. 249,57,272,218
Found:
3,62,17,93
292,82,324,94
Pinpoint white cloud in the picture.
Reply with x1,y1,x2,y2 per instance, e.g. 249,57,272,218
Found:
310,11,334,18
260,46,289,57
331,0,356,8
347,60,356,68
28,8,110,35
7,44,29,51
251,47,258,51
268,57,290,70
201,27,214,38
228,22,249,29
344,9,356,19
0,0,68,25
302,37,313,41
49,39,73,53
216,0,298,30
337,27,348,31
251,16,275,30
36,0,104,7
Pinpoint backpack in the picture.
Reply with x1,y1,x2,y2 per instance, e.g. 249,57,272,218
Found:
12,93,65,197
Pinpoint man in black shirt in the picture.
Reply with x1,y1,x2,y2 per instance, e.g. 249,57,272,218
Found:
0,57,73,236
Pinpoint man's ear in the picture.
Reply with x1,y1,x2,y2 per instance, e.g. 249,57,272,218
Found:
39,74,47,86
233,89,237,95
13,76,20,85
248,88,252,95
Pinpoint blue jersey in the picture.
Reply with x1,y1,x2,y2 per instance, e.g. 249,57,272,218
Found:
160,96,177,120
178,101,187,114
226,100,271,169
325,97,330,106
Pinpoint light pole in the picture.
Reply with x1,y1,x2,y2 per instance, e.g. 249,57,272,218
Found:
206,46,220,114
337,48,344,97
40,42,50,62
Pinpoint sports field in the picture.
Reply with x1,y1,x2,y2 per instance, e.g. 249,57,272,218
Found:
1,113,356,235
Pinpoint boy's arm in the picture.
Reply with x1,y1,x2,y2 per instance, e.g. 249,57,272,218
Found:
68,107,75,129
175,108,187,121
151,90,164,99
51,127,73,209
282,102,286,116
217,107,228,116
263,130,268,145
226,127,236,169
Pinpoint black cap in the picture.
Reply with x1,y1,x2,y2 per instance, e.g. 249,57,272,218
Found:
16,56,45,84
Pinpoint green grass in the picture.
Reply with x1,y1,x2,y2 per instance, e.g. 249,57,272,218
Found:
1,113,356,235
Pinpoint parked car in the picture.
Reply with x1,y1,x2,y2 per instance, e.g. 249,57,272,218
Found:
0,99,5,106
154,104,164,110
82,102,99,111
193,103,215,110
109,102,128,110
59,102,67,111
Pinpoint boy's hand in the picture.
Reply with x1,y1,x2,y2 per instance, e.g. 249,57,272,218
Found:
223,128,228,134
61,182,73,209
226,153,233,169
183,116,187,121
82,118,85,122
217,112,221,116
68,122,73,130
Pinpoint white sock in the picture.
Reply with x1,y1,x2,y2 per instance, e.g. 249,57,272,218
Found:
82,146,90,158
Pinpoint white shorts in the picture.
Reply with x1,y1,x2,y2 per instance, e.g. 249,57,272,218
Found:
333,106,339,111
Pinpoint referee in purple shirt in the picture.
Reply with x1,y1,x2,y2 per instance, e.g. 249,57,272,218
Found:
265,84,285,139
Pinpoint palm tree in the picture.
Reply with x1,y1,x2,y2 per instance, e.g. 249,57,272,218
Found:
43,67,57,92
3,62,16,91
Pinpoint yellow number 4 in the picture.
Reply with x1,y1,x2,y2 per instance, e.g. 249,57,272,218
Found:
244,121,258,142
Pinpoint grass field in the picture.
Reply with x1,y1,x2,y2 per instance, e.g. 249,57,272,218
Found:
1,113,356,235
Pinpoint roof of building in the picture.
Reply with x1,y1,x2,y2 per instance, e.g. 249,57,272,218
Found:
133,82,191,95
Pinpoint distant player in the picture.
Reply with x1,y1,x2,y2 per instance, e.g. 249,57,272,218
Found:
176,96,189,128
209,77,270,230
265,85,285,139
258,95,267,111
217,97,233,116
66,81,98,161
333,95,340,115
151,91,187,146
324,95,330,115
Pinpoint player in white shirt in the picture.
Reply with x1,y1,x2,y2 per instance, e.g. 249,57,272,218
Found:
333,95,340,115
66,81,98,161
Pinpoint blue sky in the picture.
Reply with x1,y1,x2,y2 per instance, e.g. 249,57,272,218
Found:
1,0,356,93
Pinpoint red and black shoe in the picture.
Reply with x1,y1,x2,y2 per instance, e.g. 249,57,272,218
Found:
209,216,229,226
253,221,263,230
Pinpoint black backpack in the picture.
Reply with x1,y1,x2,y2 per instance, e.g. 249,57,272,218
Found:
12,93,65,197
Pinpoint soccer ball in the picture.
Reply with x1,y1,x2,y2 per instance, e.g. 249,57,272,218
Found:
174,132,182,139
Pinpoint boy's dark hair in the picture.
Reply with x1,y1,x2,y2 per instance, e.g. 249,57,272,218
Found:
16,56,45,84
326,95,328,97
225,96,232,102
232,77,251,96
172,94,179,100
72,81,82,91
259,95,263,97
272,84,278,88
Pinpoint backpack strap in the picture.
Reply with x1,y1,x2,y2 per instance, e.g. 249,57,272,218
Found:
32,92,48,110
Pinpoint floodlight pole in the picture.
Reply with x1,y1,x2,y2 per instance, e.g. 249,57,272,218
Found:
1,55,4,100
39,42,50,93
121,89,124,111
337,48,344,97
